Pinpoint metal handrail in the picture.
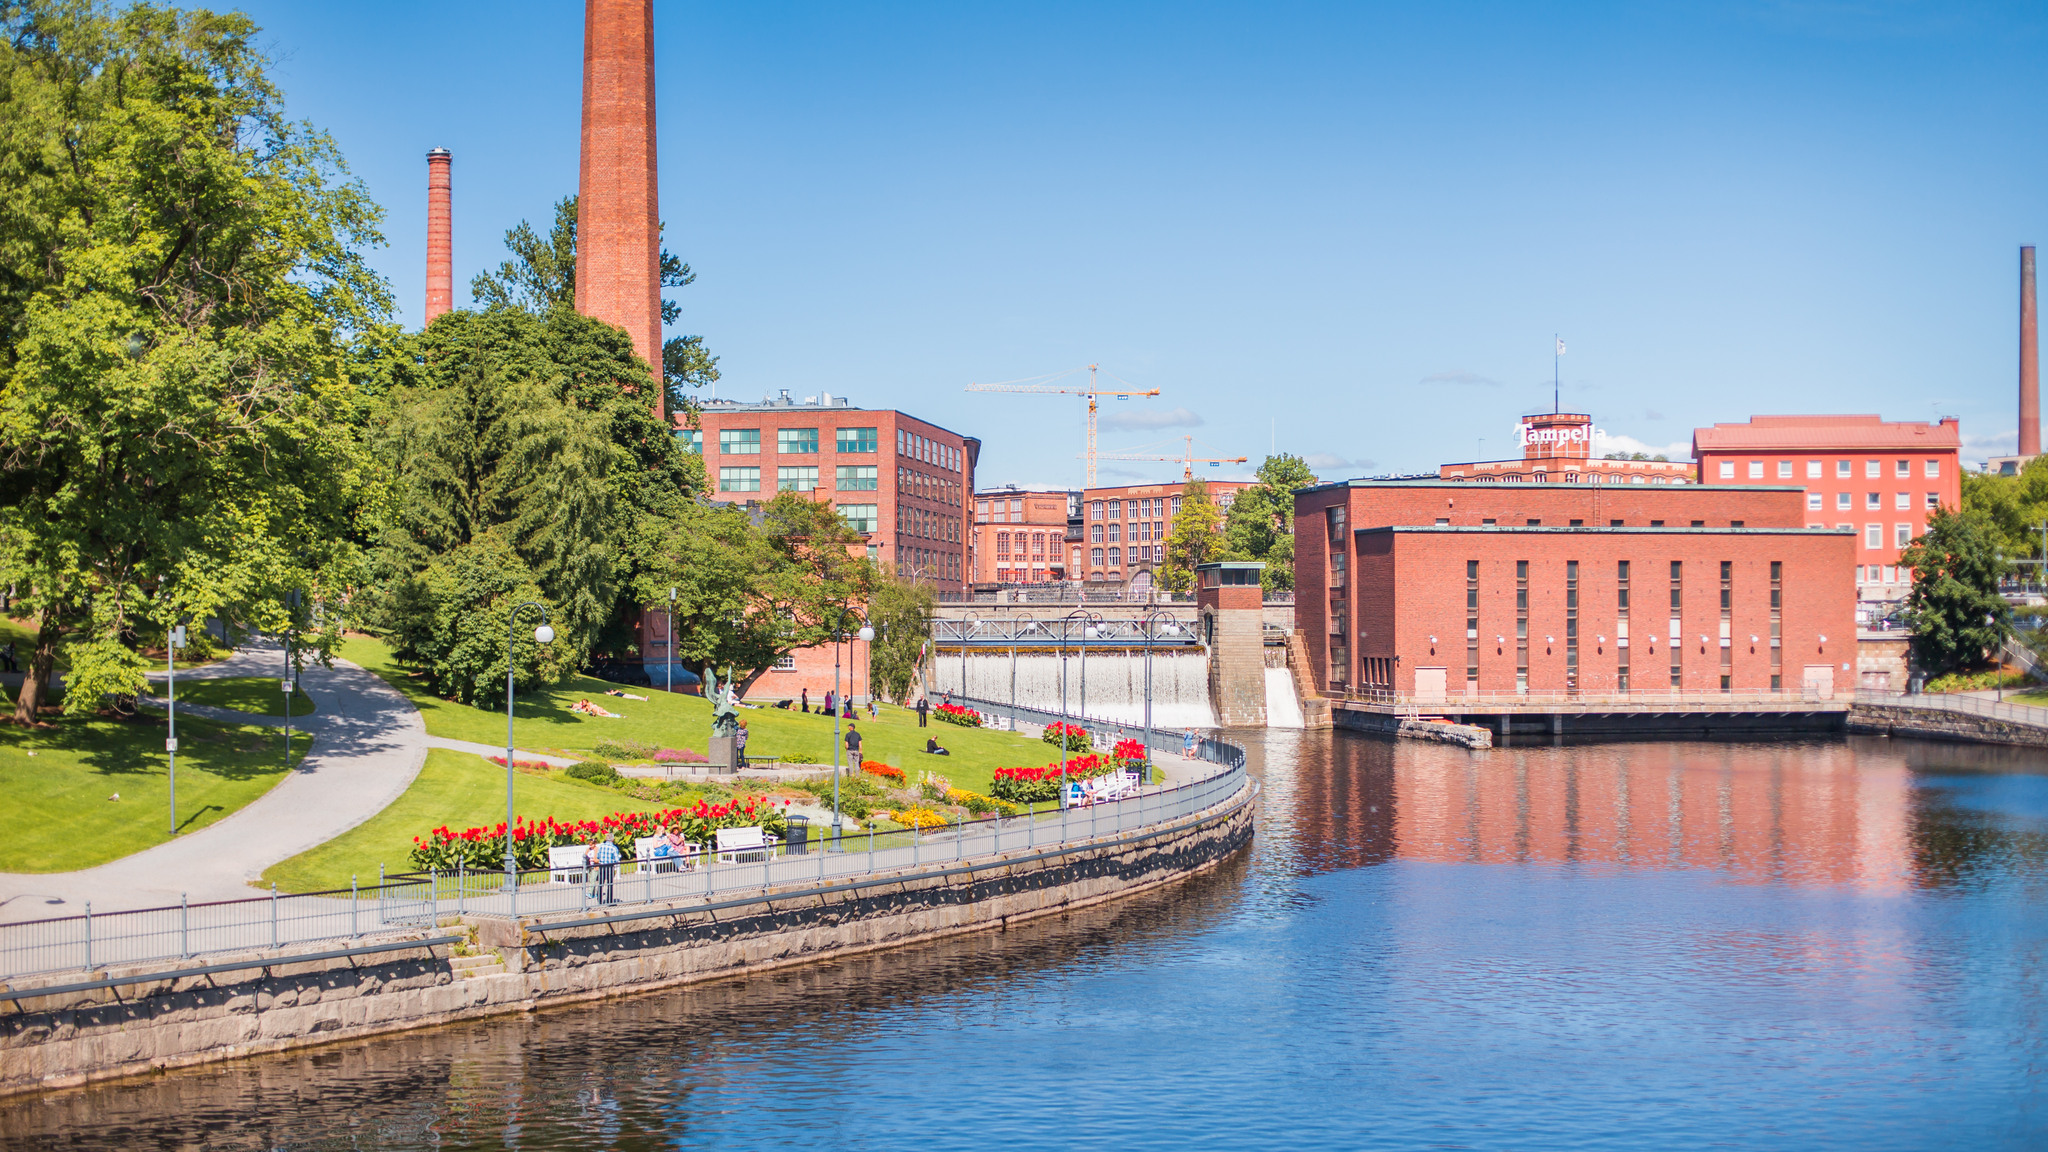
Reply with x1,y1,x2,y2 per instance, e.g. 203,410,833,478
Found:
1853,687,2048,727
1332,688,1848,710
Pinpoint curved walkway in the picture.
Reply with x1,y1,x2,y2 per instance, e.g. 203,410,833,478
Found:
0,646,428,920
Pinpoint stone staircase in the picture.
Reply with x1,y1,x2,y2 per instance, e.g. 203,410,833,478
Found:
448,951,506,979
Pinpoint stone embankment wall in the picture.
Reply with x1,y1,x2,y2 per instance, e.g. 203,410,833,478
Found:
1847,703,2048,748
0,784,1254,1098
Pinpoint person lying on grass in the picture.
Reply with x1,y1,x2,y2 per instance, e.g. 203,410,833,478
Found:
572,699,622,718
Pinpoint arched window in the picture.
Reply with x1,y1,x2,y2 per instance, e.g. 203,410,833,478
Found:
1109,547,1121,566
1091,547,1104,567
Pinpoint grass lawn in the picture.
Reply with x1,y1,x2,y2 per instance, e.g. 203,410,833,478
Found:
261,748,706,892
166,677,316,718
338,635,1067,796
0,714,310,872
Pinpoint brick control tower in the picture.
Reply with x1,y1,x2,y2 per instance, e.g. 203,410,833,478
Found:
1197,561,1268,727
576,0,664,417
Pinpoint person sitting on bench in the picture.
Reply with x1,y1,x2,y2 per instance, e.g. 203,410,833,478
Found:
925,737,950,756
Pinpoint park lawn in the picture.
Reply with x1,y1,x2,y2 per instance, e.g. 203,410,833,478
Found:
262,748,715,893
0,713,310,872
338,635,1064,796
166,677,316,718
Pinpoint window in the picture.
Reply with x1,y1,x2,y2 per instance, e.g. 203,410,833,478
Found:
1617,560,1631,692
1090,501,1103,520
1806,493,1822,511
1896,459,1910,478
1926,492,1939,510
773,653,797,672
897,430,906,453
995,532,1010,559
1926,460,1941,478
1894,492,1910,510
836,464,878,490
1515,560,1529,694
837,427,878,453
1747,461,1763,479
778,427,819,454
1649,519,1663,527
718,466,760,492
720,428,761,454
1866,460,1881,478
1107,523,1121,543
1108,500,1122,519
1896,523,1912,548
1090,524,1104,543
1836,492,1850,510
1718,462,1735,479
838,504,878,533
1807,461,1822,479
1090,548,1104,567
1866,492,1880,510
1837,460,1851,478
1865,523,1882,548
778,465,819,492
1777,461,1793,478
1108,547,1121,566
1172,496,1183,515
675,429,702,453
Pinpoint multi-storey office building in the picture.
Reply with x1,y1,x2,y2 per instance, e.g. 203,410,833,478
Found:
1078,480,1252,582
681,392,978,593
971,487,1076,584
1294,480,1856,699
1691,415,1961,607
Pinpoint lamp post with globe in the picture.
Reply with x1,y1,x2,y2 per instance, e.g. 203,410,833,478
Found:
1140,608,1183,769
506,602,554,886
832,607,876,842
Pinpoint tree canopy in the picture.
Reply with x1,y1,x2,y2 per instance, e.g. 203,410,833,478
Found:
0,0,388,720
1160,477,1225,592
1900,506,2009,675
1223,454,1318,592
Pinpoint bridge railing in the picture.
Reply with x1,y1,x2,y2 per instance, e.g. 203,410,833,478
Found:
943,693,1243,768
930,617,1201,645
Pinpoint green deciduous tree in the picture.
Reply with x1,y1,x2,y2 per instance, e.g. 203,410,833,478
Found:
0,1,389,720
866,571,936,704
1223,454,1318,593
1900,507,2009,675
1160,477,1224,592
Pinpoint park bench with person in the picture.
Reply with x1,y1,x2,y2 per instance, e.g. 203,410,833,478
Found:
714,826,779,863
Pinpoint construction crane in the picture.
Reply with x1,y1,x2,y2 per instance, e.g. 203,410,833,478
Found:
964,365,1160,487
1095,435,1249,481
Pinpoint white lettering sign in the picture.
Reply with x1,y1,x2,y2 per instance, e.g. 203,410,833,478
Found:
1517,422,1605,447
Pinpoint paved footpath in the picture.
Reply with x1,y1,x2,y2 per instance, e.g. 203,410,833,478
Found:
0,645,431,921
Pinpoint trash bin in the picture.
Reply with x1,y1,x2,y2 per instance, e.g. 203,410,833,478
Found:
786,814,810,856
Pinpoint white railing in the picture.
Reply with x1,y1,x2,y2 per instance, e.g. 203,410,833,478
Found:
1334,688,1849,712
1853,688,2048,728
0,761,1249,981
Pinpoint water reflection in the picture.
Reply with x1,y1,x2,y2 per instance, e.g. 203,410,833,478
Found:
5,733,2046,1150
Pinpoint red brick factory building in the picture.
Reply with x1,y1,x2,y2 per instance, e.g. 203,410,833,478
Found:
1293,480,1856,705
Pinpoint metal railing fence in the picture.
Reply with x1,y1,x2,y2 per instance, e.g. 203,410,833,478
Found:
0,756,1247,982
1331,687,1850,713
942,693,1241,767
1853,687,2048,727
930,617,1200,645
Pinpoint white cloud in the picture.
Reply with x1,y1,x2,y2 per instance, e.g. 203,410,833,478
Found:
1100,406,1204,432
1597,432,1692,459
1304,452,1376,471
1419,370,1500,387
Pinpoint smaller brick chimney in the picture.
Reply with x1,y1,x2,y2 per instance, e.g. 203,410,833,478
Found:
424,148,453,325
2023,245,2038,458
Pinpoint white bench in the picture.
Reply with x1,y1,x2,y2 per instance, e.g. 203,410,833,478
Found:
634,835,697,873
714,826,779,864
547,845,589,885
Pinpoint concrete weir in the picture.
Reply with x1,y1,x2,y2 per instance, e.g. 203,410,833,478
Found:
0,779,1255,1098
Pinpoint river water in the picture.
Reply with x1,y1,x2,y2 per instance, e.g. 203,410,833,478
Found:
6,731,2046,1149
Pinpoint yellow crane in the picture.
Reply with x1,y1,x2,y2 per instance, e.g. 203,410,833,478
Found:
964,365,1160,487
1095,435,1248,481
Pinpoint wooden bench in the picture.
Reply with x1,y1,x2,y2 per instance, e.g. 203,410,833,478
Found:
633,836,697,873
547,845,589,885
714,826,779,864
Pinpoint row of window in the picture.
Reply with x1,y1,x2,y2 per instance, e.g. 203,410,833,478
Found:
1089,545,1161,568
994,531,1053,559
1090,496,1180,521
1812,523,1921,549
717,465,878,492
686,427,880,455
901,504,959,543
1092,520,1166,544
899,429,960,473
1807,491,1940,511
1717,458,1942,480
992,567,1056,584
902,547,960,581
901,467,959,508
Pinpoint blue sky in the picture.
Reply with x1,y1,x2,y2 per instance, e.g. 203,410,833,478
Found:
227,0,2047,488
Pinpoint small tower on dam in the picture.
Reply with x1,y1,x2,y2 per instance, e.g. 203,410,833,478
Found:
1197,561,1267,727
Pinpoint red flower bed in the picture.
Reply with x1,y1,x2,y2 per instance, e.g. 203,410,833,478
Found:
991,753,1121,802
409,797,790,872
490,756,554,770
1113,737,1148,762
1041,721,1092,751
933,702,983,728
862,760,904,781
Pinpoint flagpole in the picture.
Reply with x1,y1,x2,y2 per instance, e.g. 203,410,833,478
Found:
1553,333,1560,414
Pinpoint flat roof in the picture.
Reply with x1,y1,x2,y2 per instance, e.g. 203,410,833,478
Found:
1355,525,1854,536
1296,478,1804,495
1693,414,1961,452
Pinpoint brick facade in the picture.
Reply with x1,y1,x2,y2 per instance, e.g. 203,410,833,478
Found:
1295,480,1855,698
423,149,452,324
972,488,1074,584
1079,480,1251,582
575,0,664,406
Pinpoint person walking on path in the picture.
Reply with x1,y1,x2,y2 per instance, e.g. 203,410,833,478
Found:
591,837,621,905
824,689,836,716
844,721,863,764
916,697,929,727
801,688,809,713
0,641,16,674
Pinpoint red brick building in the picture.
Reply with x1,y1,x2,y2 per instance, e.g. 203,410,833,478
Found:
1079,480,1252,582
971,487,1075,584
1294,480,1856,699
1439,412,1697,485
1691,415,1961,608
682,393,978,592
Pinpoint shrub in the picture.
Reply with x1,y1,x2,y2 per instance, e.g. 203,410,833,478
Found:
933,702,983,727
593,738,659,761
565,760,622,784
1041,722,1092,752
919,771,952,802
889,807,950,830
489,755,554,770
653,747,707,764
990,753,1122,803
861,760,904,782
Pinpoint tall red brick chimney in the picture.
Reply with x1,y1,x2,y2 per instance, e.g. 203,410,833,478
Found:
2023,245,2039,458
575,0,664,417
424,148,453,325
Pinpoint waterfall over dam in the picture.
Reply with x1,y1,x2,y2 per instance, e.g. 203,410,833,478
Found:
925,650,1218,730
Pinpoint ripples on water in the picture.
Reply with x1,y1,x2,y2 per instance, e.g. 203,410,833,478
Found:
6,734,2046,1150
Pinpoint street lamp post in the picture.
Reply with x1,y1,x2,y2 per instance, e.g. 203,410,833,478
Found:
961,614,977,701
506,602,555,887
1990,613,2004,702
666,586,677,695
1057,608,1101,758
282,591,298,771
167,624,184,834
831,606,876,843
1140,608,1180,768
1008,611,1031,730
